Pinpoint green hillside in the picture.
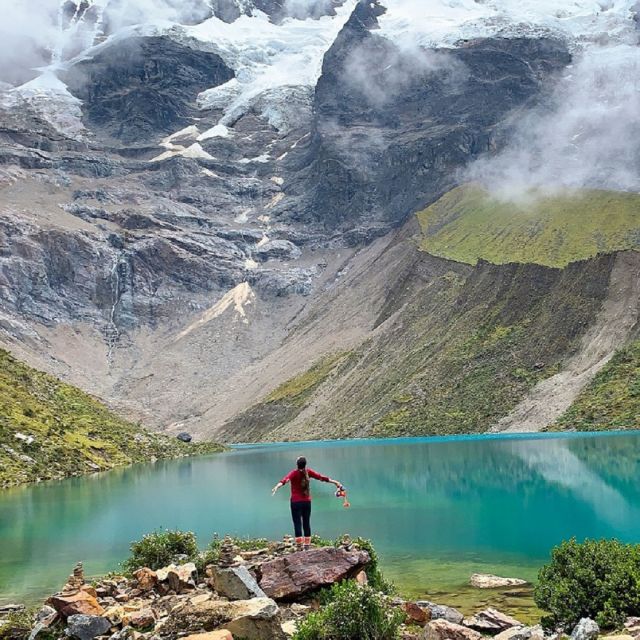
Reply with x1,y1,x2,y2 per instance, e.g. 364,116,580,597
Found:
417,185,640,267
552,339,640,431
0,349,223,488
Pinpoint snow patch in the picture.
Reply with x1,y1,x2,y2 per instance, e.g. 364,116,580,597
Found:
150,142,215,163
3,71,85,139
270,176,284,185
244,258,259,270
238,153,270,164
177,282,256,338
198,124,232,140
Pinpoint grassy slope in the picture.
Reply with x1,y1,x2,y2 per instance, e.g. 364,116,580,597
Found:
552,339,640,431
417,185,640,267
226,253,615,441
0,349,223,488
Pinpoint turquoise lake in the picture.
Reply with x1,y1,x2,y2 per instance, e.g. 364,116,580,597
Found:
2,431,640,615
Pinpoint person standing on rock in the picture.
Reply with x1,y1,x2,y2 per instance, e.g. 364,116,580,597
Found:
272,456,344,551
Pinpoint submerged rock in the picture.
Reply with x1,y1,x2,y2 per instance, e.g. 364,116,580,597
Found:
470,574,528,589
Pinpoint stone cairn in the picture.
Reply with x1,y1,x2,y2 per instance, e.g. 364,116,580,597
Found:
217,537,237,568
61,562,84,594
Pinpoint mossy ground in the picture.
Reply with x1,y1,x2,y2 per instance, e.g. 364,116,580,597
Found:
0,349,224,488
417,185,640,267
551,339,640,431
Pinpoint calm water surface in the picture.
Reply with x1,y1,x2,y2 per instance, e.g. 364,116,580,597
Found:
2,432,640,614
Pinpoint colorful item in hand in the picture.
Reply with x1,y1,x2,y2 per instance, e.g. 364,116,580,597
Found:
335,485,350,508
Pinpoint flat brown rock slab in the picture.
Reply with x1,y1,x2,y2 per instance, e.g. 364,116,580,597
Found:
47,591,105,619
470,574,527,589
259,547,370,600
495,625,544,640
464,608,523,634
424,619,483,640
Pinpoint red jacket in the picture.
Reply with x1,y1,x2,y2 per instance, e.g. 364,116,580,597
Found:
280,468,329,502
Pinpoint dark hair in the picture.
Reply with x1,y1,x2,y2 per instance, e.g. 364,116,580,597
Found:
297,456,309,497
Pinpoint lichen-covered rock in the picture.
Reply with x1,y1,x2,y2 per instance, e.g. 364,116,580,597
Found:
259,547,370,600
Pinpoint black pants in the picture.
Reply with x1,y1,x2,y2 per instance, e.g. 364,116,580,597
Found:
290,500,312,538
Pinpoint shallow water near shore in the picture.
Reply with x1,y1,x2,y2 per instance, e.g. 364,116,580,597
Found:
2,431,640,619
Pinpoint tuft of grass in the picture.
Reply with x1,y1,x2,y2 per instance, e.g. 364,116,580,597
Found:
0,349,224,488
416,184,640,267
552,339,640,431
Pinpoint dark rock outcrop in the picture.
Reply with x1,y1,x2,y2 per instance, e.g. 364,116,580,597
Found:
258,547,370,600
290,1,571,235
63,36,234,143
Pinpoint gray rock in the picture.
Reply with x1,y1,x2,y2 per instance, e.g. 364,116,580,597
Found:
208,565,267,600
66,614,111,640
571,618,600,640
495,625,545,640
417,602,464,625
463,608,523,634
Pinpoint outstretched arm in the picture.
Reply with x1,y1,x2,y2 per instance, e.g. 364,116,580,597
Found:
308,469,342,488
271,481,284,496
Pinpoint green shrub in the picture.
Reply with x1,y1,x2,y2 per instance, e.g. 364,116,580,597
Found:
353,537,396,595
0,609,41,640
535,538,640,631
293,580,403,640
122,529,200,573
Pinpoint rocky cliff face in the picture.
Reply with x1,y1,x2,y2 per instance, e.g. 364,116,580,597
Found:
0,0,637,441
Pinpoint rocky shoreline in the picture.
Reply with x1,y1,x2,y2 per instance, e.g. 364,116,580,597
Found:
2,536,636,640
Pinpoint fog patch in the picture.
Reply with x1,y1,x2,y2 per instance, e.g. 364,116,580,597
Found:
465,45,640,200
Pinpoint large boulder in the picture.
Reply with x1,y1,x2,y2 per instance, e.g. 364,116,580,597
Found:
159,596,282,640
424,619,482,640
66,614,111,640
258,547,370,600
470,574,527,589
571,618,600,640
47,591,105,619
417,602,464,625
207,565,266,600
463,608,523,634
